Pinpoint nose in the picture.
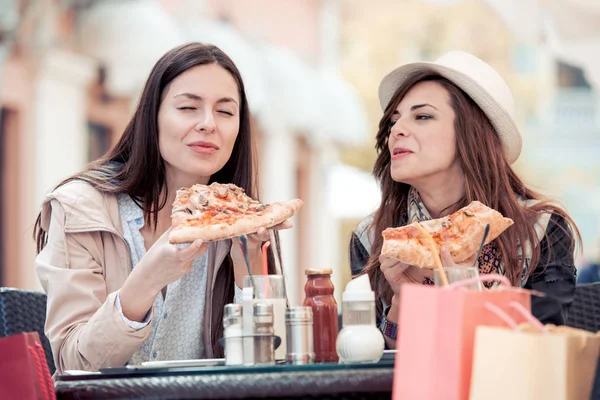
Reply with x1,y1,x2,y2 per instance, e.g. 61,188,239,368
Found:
195,109,216,133
389,118,408,138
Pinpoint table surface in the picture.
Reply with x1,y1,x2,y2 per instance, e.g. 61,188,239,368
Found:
55,360,395,400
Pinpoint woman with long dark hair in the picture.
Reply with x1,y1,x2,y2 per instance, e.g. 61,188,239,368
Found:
35,43,288,373
349,51,580,349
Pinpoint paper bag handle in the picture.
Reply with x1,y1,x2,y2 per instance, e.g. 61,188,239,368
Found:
484,301,546,332
446,273,512,290
28,342,56,400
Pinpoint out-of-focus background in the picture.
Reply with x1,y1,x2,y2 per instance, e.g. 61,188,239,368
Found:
1,0,599,305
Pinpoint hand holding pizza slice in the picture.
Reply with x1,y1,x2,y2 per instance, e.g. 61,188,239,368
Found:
169,182,303,244
381,201,514,269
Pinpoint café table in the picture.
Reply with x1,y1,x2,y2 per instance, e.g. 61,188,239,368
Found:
55,359,394,399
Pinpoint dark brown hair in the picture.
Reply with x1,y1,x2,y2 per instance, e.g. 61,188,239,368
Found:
33,42,279,357
365,70,580,317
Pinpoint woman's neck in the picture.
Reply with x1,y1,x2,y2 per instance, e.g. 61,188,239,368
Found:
165,167,210,198
152,168,211,233
412,172,465,218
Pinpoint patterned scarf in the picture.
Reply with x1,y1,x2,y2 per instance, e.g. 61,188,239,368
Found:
407,187,506,288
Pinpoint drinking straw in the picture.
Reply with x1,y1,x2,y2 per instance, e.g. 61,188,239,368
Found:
261,241,271,298
413,222,449,286
261,241,271,276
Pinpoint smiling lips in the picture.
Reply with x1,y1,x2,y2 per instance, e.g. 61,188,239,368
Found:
391,147,413,160
188,141,219,154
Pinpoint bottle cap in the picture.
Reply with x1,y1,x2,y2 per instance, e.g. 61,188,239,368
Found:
305,268,333,276
342,274,375,302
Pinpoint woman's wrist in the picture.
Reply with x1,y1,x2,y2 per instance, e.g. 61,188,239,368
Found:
119,269,160,322
388,295,400,323
379,295,400,341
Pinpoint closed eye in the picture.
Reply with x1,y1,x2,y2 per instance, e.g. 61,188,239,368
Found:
218,110,234,116
178,107,197,111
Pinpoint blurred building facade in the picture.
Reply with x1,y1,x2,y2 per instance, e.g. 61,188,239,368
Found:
0,0,369,305
1,0,599,302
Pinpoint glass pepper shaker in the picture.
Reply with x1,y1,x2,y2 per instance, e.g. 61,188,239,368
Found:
253,302,275,365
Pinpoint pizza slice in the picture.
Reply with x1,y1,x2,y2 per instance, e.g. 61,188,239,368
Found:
381,201,514,269
169,182,303,244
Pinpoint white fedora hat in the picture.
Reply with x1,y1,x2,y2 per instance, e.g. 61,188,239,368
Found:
378,51,522,164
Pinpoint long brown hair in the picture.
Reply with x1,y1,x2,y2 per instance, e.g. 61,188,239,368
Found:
33,42,279,357
365,71,580,316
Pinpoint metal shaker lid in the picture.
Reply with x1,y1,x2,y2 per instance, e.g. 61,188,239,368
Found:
285,306,313,323
224,303,242,319
253,302,273,317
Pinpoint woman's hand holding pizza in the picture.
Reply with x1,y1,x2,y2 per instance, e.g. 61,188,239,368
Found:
379,255,432,296
136,229,209,292
119,229,209,322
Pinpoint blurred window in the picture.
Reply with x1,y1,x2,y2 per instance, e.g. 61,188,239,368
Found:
557,61,591,88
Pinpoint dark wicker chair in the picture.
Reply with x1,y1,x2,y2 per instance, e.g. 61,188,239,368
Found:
0,287,55,375
567,282,600,333
566,283,600,399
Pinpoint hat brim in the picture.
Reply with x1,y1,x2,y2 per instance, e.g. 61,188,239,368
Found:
378,62,522,165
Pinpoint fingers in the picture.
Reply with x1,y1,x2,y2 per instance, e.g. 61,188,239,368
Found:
156,228,172,243
378,255,409,273
381,262,411,291
439,246,456,267
255,227,270,242
177,239,207,262
272,220,293,231
248,223,291,243
440,246,478,268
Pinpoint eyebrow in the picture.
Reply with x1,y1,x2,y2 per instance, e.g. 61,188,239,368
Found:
174,93,239,106
411,103,438,111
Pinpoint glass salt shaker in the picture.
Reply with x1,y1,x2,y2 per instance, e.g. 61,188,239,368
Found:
223,304,243,366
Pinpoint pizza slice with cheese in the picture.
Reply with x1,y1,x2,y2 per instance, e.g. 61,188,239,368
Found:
381,201,513,269
169,182,303,244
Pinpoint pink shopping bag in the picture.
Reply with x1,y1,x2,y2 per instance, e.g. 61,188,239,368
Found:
392,274,532,400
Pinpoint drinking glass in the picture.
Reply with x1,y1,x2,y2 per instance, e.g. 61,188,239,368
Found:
433,267,482,291
243,275,287,361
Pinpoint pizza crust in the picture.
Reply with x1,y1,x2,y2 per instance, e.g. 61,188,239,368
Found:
169,182,303,244
381,201,513,269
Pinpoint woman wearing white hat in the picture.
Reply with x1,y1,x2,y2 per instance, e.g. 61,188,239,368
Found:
349,51,580,348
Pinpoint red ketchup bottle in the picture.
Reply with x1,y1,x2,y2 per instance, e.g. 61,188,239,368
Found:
303,268,339,363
